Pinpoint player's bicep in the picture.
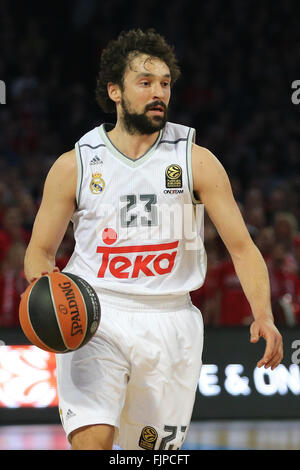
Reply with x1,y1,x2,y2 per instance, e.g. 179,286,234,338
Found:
28,151,76,257
192,146,252,256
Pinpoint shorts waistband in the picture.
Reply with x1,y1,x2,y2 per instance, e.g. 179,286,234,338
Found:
95,288,191,312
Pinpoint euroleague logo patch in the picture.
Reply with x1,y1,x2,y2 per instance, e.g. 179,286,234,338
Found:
165,164,182,189
139,426,158,450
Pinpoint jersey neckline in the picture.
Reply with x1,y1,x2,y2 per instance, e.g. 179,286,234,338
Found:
98,123,164,168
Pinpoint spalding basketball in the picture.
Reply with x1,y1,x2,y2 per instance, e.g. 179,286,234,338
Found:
19,272,101,353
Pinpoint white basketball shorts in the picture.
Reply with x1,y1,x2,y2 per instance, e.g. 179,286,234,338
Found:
55,289,204,450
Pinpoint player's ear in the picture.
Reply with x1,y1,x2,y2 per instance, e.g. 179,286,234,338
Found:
107,82,122,105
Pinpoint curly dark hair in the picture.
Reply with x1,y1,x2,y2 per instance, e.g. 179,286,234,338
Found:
95,28,181,114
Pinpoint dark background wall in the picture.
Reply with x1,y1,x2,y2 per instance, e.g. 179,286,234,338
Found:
0,0,300,422
1,0,300,328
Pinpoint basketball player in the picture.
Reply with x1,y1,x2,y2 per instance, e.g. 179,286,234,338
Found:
24,29,283,450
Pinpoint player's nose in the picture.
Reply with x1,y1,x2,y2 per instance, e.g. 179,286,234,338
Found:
151,82,165,100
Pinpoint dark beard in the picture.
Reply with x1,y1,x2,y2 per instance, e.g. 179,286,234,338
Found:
121,98,168,135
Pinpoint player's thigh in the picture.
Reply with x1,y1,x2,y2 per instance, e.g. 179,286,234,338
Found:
118,386,198,450
56,328,129,440
70,424,115,450
118,304,204,450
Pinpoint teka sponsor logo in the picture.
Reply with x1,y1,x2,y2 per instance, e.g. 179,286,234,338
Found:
97,228,178,279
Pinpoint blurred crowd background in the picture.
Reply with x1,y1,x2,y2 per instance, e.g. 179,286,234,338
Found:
0,0,299,328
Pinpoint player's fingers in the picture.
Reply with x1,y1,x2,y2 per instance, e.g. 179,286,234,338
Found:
257,334,283,368
257,338,276,368
32,268,60,281
250,322,260,343
264,351,283,370
271,352,283,370
269,341,284,370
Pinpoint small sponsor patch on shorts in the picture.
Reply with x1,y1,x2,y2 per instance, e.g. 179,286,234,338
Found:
138,426,158,450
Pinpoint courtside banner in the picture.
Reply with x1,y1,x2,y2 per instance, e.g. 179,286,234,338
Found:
0,326,299,419
193,326,300,419
0,345,58,408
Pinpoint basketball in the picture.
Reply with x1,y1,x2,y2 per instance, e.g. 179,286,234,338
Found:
19,272,101,353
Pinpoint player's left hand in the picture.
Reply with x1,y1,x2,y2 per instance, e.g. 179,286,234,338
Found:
29,266,60,284
250,317,283,370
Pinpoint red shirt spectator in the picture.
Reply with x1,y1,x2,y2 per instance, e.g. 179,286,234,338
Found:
190,262,221,325
217,257,252,325
0,206,31,263
267,243,300,325
0,242,28,327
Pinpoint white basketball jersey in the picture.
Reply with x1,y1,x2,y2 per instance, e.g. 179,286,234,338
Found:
63,122,207,295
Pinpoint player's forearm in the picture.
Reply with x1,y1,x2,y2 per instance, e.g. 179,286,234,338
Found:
24,244,56,282
230,243,274,322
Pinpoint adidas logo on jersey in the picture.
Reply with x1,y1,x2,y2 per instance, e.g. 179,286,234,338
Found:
66,408,76,420
89,155,103,165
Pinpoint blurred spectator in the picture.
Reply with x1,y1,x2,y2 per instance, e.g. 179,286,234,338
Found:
267,188,289,216
190,244,221,326
273,212,298,249
0,181,12,225
0,206,31,264
272,212,299,273
245,206,266,238
215,253,253,326
254,226,276,263
244,188,264,212
11,61,39,100
14,191,38,233
267,243,300,325
0,242,28,327
293,236,300,277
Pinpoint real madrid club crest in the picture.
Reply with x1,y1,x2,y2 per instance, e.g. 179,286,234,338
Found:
89,155,105,194
90,172,105,194
165,164,182,188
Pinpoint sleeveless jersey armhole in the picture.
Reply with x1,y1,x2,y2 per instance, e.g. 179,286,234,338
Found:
74,141,83,208
186,128,202,205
